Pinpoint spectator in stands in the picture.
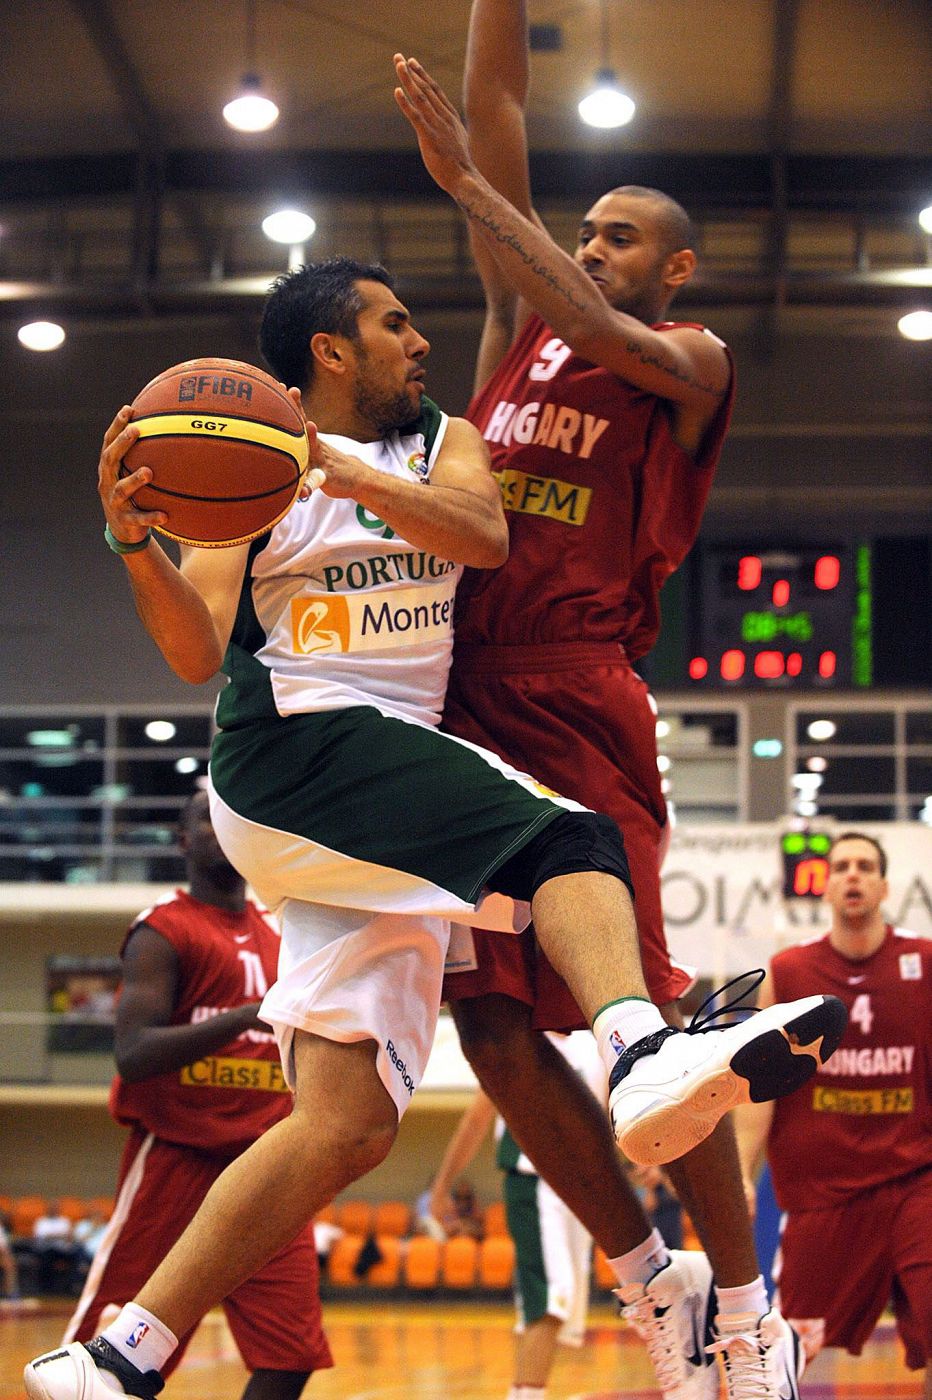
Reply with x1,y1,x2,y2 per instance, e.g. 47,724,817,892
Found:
30,1200,82,1295
628,1165,684,1251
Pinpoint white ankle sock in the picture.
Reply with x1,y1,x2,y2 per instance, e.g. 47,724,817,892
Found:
101,1303,178,1376
607,1227,669,1287
593,997,667,1075
715,1276,769,1323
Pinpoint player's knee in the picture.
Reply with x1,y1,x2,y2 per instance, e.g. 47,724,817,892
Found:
489,810,632,903
452,996,536,1086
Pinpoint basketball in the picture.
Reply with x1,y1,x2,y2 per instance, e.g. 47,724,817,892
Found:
122,357,309,547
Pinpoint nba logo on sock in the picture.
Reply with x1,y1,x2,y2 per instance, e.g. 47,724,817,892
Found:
610,1029,626,1056
126,1322,149,1349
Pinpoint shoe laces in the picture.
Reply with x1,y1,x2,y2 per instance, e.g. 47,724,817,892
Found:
686,970,765,1035
618,1289,688,1390
706,1321,772,1400
609,970,765,1091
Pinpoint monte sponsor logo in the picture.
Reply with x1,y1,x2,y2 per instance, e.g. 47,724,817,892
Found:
386,1038,415,1096
291,578,456,655
178,373,253,403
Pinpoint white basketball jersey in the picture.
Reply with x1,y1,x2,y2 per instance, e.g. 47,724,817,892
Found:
229,401,456,728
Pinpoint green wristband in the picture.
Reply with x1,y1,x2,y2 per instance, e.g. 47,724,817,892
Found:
104,524,152,555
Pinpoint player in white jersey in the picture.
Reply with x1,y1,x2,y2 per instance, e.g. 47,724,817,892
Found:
26,257,845,1400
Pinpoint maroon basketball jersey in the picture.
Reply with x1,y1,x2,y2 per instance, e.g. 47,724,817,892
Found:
111,890,289,1153
457,313,735,655
768,926,932,1211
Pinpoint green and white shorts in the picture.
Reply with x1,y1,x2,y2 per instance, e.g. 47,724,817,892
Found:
208,705,585,1117
506,1170,593,1339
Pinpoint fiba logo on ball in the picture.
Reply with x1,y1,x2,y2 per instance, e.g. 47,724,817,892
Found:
178,373,255,403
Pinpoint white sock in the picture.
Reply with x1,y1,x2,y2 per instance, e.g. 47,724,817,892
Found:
101,1303,178,1377
715,1276,769,1323
593,997,667,1076
607,1227,669,1287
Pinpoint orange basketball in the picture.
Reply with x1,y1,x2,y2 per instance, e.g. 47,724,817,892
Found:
122,357,309,547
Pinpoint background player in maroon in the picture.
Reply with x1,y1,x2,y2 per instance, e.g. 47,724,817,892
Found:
394,10,810,1397
738,832,931,1393
63,788,331,1399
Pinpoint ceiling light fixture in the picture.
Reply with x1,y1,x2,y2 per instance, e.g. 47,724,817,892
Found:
897,309,932,341
262,209,317,271
578,0,635,129
918,204,932,235
223,1,279,133
18,320,65,351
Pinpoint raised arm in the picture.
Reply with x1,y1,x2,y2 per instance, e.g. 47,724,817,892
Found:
462,0,535,389
395,57,731,416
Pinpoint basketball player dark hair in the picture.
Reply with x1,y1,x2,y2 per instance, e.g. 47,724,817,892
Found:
259,256,396,392
608,185,695,257
829,830,888,877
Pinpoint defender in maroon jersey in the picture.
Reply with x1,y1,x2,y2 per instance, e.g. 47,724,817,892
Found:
62,789,332,1397
393,10,815,1398
739,832,931,1382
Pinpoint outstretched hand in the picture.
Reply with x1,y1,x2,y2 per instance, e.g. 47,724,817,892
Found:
393,54,476,196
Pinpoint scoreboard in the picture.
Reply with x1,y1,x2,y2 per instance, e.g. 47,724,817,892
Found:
688,542,872,689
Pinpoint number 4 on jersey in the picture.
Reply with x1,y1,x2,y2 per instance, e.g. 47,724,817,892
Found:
849,992,873,1034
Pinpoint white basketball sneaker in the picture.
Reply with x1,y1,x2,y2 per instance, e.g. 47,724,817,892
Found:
706,1308,804,1400
616,1250,719,1400
609,987,847,1165
24,1338,164,1400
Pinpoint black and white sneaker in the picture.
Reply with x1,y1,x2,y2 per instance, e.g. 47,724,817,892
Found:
24,1337,164,1400
609,974,847,1165
706,1308,805,1399
616,1249,719,1399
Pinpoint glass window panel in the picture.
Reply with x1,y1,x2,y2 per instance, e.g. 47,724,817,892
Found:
794,710,895,746
0,757,105,798
905,711,932,745
815,757,896,796
116,714,213,747
817,799,897,822
0,715,107,748
111,757,209,796
906,757,932,796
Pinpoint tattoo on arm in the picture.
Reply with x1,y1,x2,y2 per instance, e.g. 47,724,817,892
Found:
624,338,723,398
457,198,589,315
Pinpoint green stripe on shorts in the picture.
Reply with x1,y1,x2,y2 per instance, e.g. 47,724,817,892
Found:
210,706,563,904
504,1171,549,1325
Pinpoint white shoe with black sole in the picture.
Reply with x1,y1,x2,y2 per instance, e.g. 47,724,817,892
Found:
609,979,847,1166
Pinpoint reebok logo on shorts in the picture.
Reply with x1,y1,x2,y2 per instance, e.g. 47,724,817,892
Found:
386,1039,415,1096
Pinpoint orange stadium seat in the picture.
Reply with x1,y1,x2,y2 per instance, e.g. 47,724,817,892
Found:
327,1234,364,1288
58,1196,85,1224
85,1196,115,1220
483,1201,508,1237
373,1200,411,1237
10,1196,46,1237
314,1202,338,1226
337,1199,374,1236
441,1235,479,1290
366,1235,402,1288
478,1234,515,1290
403,1235,441,1290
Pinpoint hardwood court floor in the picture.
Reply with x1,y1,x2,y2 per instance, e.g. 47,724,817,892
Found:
0,1298,919,1399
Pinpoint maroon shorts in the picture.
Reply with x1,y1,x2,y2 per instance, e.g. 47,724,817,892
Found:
65,1128,332,1377
442,642,695,1029
775,1166,932,1370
